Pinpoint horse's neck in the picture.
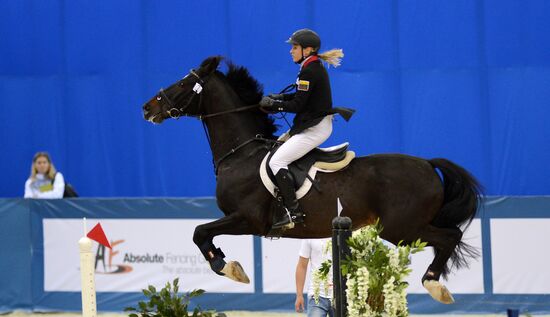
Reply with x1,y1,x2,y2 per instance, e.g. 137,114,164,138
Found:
203,80,265,163
206,114,262,161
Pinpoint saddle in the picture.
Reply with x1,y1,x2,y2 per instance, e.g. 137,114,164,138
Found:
259,142,356,199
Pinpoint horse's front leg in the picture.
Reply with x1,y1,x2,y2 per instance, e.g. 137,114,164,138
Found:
193,213,259,284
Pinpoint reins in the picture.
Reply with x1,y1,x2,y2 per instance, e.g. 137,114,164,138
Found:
157,69,297,175
199,104,261,119
158,69,275,174
214,136,277,175
209,83,297,174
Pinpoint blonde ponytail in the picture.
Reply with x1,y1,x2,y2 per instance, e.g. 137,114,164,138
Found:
318,49,344,67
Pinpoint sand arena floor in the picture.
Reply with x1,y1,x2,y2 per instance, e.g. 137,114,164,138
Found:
5,312,547,317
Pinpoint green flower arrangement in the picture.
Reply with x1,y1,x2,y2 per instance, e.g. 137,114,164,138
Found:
313,222,426,317
124,278,225,317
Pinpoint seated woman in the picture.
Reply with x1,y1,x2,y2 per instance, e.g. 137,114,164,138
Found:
24,152,65,199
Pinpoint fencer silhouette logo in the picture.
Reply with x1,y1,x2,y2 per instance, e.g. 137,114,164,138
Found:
94,239,133,274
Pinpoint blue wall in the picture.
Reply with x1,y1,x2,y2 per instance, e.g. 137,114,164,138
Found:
1,0,550,197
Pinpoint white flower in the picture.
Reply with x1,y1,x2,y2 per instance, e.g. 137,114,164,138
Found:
313,223,423,317
389,249,400,270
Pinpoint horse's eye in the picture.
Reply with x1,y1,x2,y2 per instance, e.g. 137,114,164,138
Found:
156,96,162,101
179,82,185,87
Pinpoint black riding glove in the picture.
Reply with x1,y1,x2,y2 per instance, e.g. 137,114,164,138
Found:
260,96,282,111
268,93,285,100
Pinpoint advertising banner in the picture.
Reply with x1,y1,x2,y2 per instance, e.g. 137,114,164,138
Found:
43,219,254,293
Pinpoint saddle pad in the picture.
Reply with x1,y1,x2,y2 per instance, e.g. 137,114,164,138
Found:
259,153,341,199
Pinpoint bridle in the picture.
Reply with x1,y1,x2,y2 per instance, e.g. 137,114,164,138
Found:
154,69,269,174
156,69,260,121
157,69,205,120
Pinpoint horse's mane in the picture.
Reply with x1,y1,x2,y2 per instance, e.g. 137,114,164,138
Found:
224,62,263,105
217,60,278,138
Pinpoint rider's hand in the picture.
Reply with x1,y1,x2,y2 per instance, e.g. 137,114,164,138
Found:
295,294,305,313
260,96,275,107
259,96,281,112
268,93,284,100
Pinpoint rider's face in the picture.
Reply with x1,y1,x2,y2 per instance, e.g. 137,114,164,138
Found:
290,44,314,63
290,44,302,63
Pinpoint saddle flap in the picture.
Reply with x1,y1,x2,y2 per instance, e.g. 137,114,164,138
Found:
262,142,354,197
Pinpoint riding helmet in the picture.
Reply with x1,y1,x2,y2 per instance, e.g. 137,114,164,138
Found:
286,29,321,51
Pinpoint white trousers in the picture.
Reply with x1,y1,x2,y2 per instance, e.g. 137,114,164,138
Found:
269,115,333,175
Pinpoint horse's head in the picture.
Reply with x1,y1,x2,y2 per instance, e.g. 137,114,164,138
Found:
143,56,223,124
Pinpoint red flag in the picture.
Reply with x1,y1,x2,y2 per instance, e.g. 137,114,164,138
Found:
87,223,111,249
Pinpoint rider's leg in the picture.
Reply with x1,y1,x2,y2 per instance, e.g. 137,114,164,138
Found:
269,116,333,228
271,168,303,228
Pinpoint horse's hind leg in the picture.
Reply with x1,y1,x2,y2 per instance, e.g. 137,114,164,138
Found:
416,225,463,304
193,214,258,284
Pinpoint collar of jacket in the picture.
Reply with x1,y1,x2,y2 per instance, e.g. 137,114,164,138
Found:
300,55,319,70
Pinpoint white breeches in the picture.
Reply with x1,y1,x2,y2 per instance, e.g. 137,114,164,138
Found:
269,115,333,175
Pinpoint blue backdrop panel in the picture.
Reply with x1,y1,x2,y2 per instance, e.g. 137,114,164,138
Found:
488,67,550,195
398,0,480,69
484,0,550,67
400,69,489,183
1,0,550,197
314,1,397,72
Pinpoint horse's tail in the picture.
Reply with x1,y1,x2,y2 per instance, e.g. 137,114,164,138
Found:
428,158,484,276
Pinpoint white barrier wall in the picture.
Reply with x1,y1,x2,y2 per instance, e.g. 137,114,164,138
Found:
491,219,550,294
44,219,254,293
43,218,550,297
261,238,306,294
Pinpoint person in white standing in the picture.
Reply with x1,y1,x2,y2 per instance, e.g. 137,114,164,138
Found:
24,152,65,199
295,238,334,317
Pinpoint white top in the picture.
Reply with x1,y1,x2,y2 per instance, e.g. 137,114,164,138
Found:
24,172,65,199
299,238,333,298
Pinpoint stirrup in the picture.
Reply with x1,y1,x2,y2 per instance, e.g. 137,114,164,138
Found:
272,209,304,230
274,210,295,229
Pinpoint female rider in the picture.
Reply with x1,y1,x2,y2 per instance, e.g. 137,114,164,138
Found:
260,29,344,229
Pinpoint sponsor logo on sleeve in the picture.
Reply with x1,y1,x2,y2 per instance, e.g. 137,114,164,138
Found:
297,80,310,91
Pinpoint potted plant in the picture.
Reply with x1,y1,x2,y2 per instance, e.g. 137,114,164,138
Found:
125,278,225,317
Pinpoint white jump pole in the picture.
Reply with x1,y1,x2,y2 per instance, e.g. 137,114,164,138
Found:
79,217,97,317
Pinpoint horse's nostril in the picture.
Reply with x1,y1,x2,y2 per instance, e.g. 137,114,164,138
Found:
143,104,151,112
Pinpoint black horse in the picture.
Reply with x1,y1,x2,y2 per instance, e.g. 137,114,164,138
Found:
142,56,482,304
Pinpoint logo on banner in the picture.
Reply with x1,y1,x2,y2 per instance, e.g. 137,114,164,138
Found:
95,239,133,274
93,238,167,274
92,237,206,275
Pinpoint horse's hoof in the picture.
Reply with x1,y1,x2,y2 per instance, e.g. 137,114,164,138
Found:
220,261,250,284
423,280,455,304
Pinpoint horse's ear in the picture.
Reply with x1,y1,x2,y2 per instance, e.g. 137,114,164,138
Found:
200,56,223,75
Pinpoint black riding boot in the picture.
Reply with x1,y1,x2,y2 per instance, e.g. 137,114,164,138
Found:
272,169,305,229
